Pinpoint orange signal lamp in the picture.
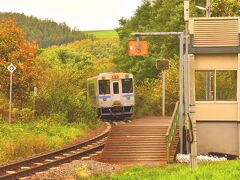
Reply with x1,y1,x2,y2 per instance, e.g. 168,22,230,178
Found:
128,40,148,56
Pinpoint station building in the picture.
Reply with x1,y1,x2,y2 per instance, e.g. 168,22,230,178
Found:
188,17,240,155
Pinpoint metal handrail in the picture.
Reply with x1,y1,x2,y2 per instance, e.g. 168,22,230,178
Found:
166,101,179,162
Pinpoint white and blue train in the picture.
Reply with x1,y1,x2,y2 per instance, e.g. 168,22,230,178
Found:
87,73,135,119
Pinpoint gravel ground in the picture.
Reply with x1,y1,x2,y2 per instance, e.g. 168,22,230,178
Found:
29,160,120,180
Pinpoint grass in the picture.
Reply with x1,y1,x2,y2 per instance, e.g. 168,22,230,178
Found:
84,30,118,39
0,117,92,164
93,160,240,180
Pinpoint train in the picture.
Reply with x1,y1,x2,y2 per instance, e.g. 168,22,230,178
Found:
87,73,135,119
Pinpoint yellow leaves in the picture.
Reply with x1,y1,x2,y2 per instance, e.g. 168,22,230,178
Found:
0,19,38,107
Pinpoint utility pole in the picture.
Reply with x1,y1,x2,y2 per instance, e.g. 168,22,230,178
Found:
162,70,165,116
196,0,211,17
184,0,197,169
184,0,190,153
206,0,211,17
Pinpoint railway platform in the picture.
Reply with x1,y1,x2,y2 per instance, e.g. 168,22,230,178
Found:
100,116,179,165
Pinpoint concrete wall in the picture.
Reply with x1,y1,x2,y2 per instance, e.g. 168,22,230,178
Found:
197,122,239,155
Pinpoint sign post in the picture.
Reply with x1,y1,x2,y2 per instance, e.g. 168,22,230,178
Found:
156,59,169,116
7,63,16,125
33,87,37,116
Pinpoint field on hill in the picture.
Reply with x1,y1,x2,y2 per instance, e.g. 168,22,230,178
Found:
84,30,118,39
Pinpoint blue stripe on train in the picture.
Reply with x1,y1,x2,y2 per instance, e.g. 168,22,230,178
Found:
122,93,134,97
98,95,111,98
98,93,134,98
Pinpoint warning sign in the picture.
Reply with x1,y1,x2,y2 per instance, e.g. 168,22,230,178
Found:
128,40,148,56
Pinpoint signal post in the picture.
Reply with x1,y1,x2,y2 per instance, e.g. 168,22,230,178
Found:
129,32,185,155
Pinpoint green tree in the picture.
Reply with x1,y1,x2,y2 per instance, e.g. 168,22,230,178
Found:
114,0,240,80
211,0,240,16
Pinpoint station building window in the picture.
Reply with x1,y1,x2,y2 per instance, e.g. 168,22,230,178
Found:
195,70,237,101
195,71,215,101
216,70,237,101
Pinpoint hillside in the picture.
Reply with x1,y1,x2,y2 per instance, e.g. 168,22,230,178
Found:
0,12,94,48
83,30,118,39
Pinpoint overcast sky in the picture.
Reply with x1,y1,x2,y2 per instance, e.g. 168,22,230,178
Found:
0,0,142,30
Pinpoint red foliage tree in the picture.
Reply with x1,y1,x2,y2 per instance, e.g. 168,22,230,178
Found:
0,20,39,108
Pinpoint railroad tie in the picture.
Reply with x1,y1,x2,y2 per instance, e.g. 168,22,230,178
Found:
89,154,97,157
91,143,98,146
54,156,64,159
19,176,31,180
45,159,55,162
95,151,102,154
50,167,59,170
21,166,31,170
6,170,16,174
70,150,79,154
33,162,44,166
35,171,46,175
82,156,90,160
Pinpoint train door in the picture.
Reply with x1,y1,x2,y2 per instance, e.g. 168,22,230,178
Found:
111,80,122,106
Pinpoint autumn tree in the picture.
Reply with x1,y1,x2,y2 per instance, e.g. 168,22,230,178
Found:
0,20,38,108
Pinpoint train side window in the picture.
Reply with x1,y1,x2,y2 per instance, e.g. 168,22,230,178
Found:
122,78,133,93
88,82,95,99
99,80,110,94
113,82,119,94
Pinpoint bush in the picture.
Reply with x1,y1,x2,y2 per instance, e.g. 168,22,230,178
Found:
12,108,34,122
0,118,90,164
134,60,179,117
35,66,100,128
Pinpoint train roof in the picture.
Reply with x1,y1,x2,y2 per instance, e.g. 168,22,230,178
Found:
87,72,133,81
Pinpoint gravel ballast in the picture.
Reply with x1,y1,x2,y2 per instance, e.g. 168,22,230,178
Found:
30,160,120,180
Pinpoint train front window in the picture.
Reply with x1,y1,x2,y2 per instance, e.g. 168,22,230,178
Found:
113,82,119,94
98,80,110,94
122,78,133,93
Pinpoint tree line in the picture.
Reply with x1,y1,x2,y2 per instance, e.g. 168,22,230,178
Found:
0,12,95,48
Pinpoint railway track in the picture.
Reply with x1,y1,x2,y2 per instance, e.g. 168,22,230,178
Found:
0,123,111,180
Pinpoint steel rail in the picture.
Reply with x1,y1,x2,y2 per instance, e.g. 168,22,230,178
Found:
0,123,111,180
0,144,105,180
